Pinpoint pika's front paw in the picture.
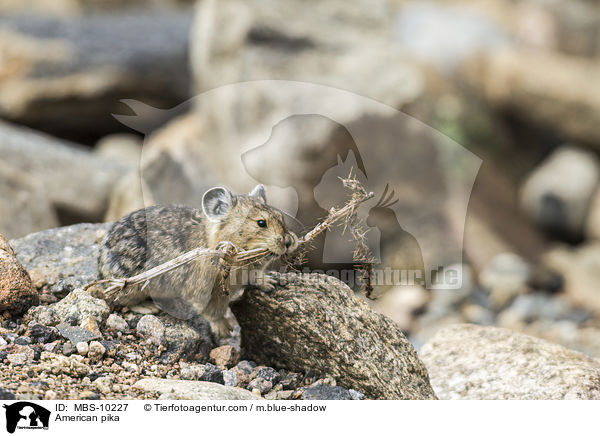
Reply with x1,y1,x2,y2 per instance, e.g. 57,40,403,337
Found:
256,272,278,293
210,318,233,338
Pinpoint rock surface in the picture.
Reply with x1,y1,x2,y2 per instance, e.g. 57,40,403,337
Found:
520,146,599,240
133,378,262,400
0,121,129,223
210,345,240,369
0,12,193,143
420,324,600,400
57,323,101,345
136,315,165,346
230,272,437,400
0,233,38,315
543,243,600,315
468,51,600,147
0,159,59,239
50,288,110,325
36,351,91,378
159,314,214,362
10,223,110,296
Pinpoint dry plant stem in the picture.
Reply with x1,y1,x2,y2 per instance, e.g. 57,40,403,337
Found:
86,244,269,298
87,174,374,298
299,190,374,244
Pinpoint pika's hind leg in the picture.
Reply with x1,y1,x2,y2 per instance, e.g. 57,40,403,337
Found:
198,287,232,338
110,282,152,307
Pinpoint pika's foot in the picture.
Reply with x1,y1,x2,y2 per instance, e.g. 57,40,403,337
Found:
209,318,233,338
252,272,278,293
130,300,160,315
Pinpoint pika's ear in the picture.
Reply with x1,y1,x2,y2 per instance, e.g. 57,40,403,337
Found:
248,184,266,203
202,187,235,221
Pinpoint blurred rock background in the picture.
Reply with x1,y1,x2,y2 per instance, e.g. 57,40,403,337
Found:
1,0,600,360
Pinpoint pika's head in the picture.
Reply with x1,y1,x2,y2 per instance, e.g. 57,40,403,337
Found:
202,185,298,256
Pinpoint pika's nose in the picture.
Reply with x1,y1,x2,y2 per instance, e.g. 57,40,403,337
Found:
284,234,297,250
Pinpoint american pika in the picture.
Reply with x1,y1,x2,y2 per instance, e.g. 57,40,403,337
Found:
98,185,298,337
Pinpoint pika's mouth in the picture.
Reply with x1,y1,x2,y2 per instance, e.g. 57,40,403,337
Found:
269,247,286,257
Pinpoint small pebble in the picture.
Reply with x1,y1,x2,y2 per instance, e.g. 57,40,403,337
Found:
94,377,113,395
29,323,58,344
349,389,365,400
88,341,106,360
235,360,256,374
199,363,224,384
209,345,241,368
76,342,89,356
43,342,59,353
256,367,281,384
222,370,238,387
136,315,165,345
14,336,32,346
62,342,76,356
106,314,129,332
7,353,27,366
247,378,272,395
302,384,352,400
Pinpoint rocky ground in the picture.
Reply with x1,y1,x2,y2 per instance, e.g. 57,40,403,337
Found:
1,0,600,400
2,221,600,400
0,312,364,401
0,224,409,400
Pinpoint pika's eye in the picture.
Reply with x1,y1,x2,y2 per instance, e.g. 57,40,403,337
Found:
257,219,267,228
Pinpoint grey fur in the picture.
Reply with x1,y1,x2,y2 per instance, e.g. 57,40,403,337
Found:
248,184,267,203
202,187,234,222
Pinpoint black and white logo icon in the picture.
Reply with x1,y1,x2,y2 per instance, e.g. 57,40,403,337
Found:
3,402,50,433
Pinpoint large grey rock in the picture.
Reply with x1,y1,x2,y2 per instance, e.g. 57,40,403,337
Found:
0,0,196,16
419,324,600,400
507,0,600,58
0,121,128,222
469,51,600,148
520,146,599,240
191,0,412,99
230,272,437,400
0,11,193,142
0,159,59,239
395,2,508,73
133,378,261,400
10,223,110,295
543,243,600,315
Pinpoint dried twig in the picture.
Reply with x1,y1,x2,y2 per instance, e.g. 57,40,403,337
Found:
299,174,374,244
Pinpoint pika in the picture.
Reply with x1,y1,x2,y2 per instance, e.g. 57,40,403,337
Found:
97,185,297,337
